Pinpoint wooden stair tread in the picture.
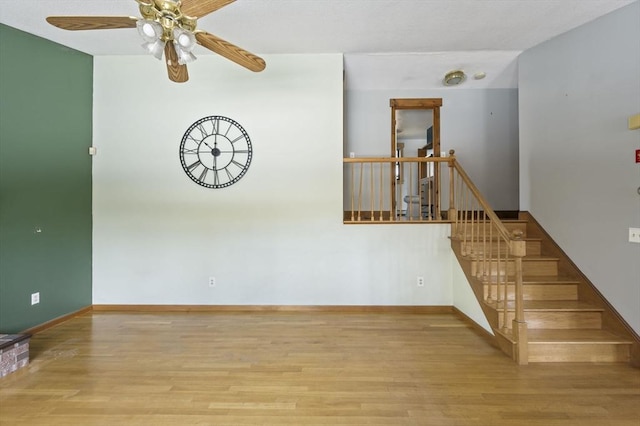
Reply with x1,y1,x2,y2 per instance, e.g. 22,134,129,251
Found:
451,236,541,242
464,219,528,226
488,300,603,311
484,275,580,284
468,255,559,262
527,329,633,344
496,329,633,344
522,275,579,284
519,256,559,262
459,219,527,224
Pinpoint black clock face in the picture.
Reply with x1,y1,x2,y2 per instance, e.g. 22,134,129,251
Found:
179,116,253,188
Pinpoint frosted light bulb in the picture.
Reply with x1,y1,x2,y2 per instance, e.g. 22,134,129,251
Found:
178,33,191,47
143,23,156,38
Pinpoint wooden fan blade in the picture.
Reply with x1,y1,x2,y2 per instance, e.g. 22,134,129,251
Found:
195,31,265,72
46,16,137,31
180,0,236,18
164,43,189,83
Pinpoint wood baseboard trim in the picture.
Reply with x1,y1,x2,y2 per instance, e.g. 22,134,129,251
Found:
92,304,454,314
451,306,499,348
21,305,93,335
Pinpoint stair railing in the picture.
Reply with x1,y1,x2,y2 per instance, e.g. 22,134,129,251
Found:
447,150,528,365
343,152,528,363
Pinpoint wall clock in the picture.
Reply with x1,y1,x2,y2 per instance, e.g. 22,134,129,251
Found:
179,116,253,188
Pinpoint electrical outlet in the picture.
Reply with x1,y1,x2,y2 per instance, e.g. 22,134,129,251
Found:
630,228,640,244
209,276,216,287
31,292,40,305
417,276,425,287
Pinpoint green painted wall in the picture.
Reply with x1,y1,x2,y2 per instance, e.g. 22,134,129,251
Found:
0,24,93,333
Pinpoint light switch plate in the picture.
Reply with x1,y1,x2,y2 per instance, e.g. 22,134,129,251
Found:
629,228,640,243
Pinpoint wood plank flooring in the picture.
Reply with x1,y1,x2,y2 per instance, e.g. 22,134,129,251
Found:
1,311,639,425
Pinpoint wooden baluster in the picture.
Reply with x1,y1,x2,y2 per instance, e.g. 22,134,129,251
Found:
357,162,364,221
470,195,476,262
420,160,425,222
350,163,355,221
461,184,468,256
502,248,509,332
496,236,502,324
482,211,488,284
456,170,463,234
379,163,384,221
486,221,494,302
465,184,471,255
432,161,436,221
370,163,374,220
448,155,456,228
408,162,414,220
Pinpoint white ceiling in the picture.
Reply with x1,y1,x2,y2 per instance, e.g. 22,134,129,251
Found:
0,0,635,89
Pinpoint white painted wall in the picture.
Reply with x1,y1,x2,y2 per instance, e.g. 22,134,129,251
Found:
452,260,493,333
345,88,520,211
519,2,640,333
92,54,454,306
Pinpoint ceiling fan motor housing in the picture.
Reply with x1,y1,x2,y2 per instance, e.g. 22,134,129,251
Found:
139,0,197,41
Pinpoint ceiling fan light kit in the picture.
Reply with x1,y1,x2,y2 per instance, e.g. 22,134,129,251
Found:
173,28,197,64
142,39,166,60
136,19,162,41
46,0,266,83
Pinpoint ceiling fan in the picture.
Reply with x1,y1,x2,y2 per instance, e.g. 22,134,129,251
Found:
46,0,266,83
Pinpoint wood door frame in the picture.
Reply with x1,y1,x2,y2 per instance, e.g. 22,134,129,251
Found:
390,98,443,218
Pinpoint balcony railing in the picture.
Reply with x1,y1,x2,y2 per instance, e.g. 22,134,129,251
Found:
343,156,451,223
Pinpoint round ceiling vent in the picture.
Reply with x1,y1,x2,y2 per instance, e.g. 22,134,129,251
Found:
443,70,467,86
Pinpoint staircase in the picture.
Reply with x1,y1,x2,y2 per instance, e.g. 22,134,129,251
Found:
450,213,638,364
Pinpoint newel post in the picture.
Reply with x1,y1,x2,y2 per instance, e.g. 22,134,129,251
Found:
510,231,528,365
447,150,457,232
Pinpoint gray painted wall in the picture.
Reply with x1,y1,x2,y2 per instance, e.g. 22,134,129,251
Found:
345,88,520,211
519,2,640,333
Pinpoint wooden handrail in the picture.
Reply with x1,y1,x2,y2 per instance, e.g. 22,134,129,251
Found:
450,158,513,244
343,157,451,163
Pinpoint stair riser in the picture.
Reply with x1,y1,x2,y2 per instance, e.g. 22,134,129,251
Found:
462,240,541,257
457,221,528,237
528,343,630,363
498,311,602,330
484,284,578,301
471,260,558,277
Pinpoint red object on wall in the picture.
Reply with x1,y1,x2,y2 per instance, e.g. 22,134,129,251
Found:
636,149,640,163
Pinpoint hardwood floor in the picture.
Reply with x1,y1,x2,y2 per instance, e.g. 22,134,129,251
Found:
1,311,639,425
